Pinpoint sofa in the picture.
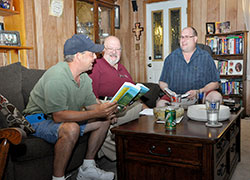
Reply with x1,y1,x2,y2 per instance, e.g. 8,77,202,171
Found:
0,62,90,180
0,62,162,180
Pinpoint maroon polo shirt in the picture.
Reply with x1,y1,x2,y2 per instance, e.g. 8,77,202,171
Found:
89,57,134,98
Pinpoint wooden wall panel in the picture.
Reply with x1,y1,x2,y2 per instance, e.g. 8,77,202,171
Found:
24,0,75,69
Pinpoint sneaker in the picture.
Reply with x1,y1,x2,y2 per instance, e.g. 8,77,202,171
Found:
76,165,114,180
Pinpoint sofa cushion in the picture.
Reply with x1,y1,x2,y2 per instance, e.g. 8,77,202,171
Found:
0,94,35,134
21,66,46,107
0,62,24,112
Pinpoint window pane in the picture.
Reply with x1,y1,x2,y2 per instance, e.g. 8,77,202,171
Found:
76,1,94,40
169,8,181,52
152,10,163,61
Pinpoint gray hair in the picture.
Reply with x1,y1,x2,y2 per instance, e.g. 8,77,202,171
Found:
64,54,75,62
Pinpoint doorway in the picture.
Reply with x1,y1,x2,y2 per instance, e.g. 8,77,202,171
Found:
146,0,187,83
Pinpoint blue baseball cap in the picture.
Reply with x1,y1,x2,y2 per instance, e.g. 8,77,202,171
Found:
64,34,104,56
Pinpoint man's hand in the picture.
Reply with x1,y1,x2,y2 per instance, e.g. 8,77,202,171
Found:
95,101,118,118
186,90,198,99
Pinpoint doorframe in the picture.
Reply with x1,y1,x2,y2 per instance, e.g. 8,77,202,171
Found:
143,0,191,82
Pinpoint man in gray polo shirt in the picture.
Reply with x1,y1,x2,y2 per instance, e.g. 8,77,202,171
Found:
23,34,118,180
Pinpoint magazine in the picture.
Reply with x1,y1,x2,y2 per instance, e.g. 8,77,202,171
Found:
164,87,190,99
110,82,149,110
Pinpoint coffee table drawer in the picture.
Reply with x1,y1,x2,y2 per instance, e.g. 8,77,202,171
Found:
124,137,202,165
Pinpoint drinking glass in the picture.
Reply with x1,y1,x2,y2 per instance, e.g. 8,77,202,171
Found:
205,100,223,127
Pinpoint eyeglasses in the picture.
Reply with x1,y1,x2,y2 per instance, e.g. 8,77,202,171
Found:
105,47,122,52
180,35,195,40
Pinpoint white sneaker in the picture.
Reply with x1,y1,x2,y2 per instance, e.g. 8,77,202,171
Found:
76,165,114,180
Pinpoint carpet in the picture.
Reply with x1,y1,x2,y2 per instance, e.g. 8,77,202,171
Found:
231,118,250,180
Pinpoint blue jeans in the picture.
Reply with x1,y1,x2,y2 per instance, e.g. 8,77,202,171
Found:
30,119,86,144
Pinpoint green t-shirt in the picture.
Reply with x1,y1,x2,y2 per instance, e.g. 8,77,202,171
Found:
23,62,96,116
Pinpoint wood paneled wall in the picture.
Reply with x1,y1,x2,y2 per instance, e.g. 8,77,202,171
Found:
24,0,75,69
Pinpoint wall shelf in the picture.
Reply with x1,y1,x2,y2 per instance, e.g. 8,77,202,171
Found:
0,7,19,16
0,45,32,50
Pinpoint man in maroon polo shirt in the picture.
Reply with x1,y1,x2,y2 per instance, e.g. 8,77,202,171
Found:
89,36,134,99
88,36,143,161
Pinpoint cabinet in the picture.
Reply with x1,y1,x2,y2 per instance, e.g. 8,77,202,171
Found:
75,0,115,44
205,31,248,113
0,0,32,65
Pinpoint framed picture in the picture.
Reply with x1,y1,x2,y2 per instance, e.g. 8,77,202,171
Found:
206,22,215,34
114,5,120,29
0,31,21,46
0,0,12,9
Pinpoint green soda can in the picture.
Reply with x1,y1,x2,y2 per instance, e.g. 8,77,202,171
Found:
165,106,176,130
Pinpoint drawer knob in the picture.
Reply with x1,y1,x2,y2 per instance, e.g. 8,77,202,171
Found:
149,145,172,157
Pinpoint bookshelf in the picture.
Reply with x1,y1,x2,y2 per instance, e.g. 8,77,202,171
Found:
205,31,248,113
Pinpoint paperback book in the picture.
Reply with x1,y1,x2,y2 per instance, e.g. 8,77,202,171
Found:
164,87,190,99
110,82,149,110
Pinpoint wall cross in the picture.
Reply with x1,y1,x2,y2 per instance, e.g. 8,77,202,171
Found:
132,22,144,41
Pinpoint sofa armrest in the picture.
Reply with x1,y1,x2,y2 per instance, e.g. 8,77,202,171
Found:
0,128,22,179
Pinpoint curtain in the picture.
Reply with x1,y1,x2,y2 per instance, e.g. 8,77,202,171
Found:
242,0,250,80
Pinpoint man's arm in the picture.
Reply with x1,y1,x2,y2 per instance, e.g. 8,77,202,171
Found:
159,81,168,92
187,81,220,99
52,102,118,123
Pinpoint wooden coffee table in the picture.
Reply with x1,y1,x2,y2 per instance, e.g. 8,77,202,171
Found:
111,108,243,180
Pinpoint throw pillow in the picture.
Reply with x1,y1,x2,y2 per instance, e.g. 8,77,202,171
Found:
0,62,25,112
21,66,45,107
0,94,35,134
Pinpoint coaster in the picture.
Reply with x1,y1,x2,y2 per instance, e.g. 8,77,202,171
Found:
205,122,223,128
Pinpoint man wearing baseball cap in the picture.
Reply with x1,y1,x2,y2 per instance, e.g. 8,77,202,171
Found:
23,34,118,180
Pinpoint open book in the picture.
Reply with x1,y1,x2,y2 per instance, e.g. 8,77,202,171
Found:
164,87,190,99
110,82,149,110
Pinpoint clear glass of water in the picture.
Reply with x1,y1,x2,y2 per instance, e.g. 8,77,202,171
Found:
205,100,223,127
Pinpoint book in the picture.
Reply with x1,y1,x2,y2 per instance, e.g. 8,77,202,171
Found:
110,82,149,110
164,87,190,99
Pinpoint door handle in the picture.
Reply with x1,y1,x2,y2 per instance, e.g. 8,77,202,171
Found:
147,63,152,67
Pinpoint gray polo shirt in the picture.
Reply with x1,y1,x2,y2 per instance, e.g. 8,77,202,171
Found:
23,62,96,116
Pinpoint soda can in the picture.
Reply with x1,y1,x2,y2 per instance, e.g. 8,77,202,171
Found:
165,106,176,130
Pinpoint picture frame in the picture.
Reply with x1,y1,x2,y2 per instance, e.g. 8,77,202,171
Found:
206,22,215,34
0,31,21,46
114,5,120,29
0,0,12,9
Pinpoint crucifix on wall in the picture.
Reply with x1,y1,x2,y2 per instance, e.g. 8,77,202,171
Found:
132,22,144,41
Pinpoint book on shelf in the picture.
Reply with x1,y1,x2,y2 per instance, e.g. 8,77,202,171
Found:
110,82,149,110
206,35,243,55
215,59,228,75
220,78,242,95
215,59,243,76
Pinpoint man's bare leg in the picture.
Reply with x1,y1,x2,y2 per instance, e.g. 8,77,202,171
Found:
53,123,80,177
84,120,110,159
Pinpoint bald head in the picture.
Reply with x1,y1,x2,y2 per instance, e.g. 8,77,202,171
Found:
103,36,122,66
